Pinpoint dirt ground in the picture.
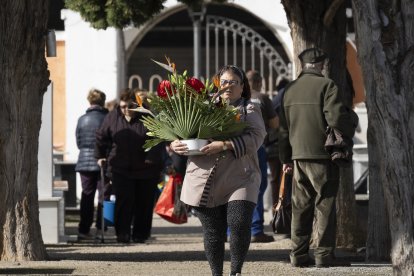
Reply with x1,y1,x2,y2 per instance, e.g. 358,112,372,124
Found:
0,211,392,275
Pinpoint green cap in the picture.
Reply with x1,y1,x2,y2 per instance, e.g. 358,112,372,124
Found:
298,48,326,63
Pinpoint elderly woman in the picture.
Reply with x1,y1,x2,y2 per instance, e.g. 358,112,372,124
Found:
170,65,266,276
75,88,108,240
95,88,165,243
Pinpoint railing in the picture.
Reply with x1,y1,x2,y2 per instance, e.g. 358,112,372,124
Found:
205,15,291,96
128,16,292,95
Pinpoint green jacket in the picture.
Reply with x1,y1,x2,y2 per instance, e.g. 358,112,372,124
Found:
279,69,357,163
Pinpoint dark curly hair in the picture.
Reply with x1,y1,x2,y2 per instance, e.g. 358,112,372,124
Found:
218,65,251,100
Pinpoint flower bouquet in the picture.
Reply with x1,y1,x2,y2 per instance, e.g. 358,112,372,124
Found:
132,57,248,152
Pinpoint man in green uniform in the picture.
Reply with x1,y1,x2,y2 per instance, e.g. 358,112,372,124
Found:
279,48,357,268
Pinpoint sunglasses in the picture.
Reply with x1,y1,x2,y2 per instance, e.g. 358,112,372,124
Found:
119,103,136,109
220,79,240,86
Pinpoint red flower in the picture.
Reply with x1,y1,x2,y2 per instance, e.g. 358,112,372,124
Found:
186,77,205,94
157,80,175,98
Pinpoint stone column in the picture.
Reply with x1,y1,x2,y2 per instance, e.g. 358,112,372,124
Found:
188,5,206,78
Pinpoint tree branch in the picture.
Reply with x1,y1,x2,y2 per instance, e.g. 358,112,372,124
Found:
323,0,345,27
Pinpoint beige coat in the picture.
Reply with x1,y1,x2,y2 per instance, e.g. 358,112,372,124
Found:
181,99,266,207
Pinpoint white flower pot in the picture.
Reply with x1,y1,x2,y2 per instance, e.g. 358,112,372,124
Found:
181,139,209,156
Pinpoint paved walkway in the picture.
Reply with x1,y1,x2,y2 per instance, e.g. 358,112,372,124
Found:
0,211,392,275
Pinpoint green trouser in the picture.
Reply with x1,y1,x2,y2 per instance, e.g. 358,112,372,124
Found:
290,159,339,266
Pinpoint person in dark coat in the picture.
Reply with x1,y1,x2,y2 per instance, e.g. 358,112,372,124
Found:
246,70,277,243
75,88,108,239
279,48,357,268
95,88,165,243
269,77,292,210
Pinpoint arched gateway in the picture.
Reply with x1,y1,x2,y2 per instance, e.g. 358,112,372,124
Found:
126,3,291,96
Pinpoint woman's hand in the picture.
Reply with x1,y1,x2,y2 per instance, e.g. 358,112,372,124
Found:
200,141,226,155
97,158,106,167
282,163,293,175
170,140,189,155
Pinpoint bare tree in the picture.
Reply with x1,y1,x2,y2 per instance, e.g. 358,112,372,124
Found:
0,1,49,260
281,0,359,249
365,116,391,261
353,0,414,273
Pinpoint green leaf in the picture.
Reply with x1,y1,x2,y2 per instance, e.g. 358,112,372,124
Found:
65,0,165,30
141,58,247,148
143,138,165,151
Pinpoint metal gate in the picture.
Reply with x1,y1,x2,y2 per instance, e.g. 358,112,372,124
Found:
128,14,292,94
205,15,291,95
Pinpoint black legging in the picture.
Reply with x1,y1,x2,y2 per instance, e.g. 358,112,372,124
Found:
193,200,255,276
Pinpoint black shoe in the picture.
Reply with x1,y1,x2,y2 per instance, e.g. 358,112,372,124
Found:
132,237,146,243
291,258,315,268
251,233,275,243
77,232,94,240
116,234,130,243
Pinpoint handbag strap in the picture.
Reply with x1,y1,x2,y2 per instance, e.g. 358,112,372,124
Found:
278,172,286,200
273,172,286,212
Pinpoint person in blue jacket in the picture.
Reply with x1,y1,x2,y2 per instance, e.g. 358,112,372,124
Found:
75,88,108,240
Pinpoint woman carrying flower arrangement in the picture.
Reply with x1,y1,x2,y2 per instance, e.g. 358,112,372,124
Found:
95,88,166,243
170,65,266,276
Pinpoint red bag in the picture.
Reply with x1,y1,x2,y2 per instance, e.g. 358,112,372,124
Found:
154,173,188,224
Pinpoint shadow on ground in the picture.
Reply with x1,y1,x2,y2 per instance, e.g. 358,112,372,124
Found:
65,224,204,236
0,268,74,275
47,248,292,263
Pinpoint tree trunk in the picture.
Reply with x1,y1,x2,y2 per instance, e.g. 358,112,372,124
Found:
281,0,359,249
365,114,391,261
116,28,127,96
336,166,360,248
0,1,49,260
353,0,414,274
